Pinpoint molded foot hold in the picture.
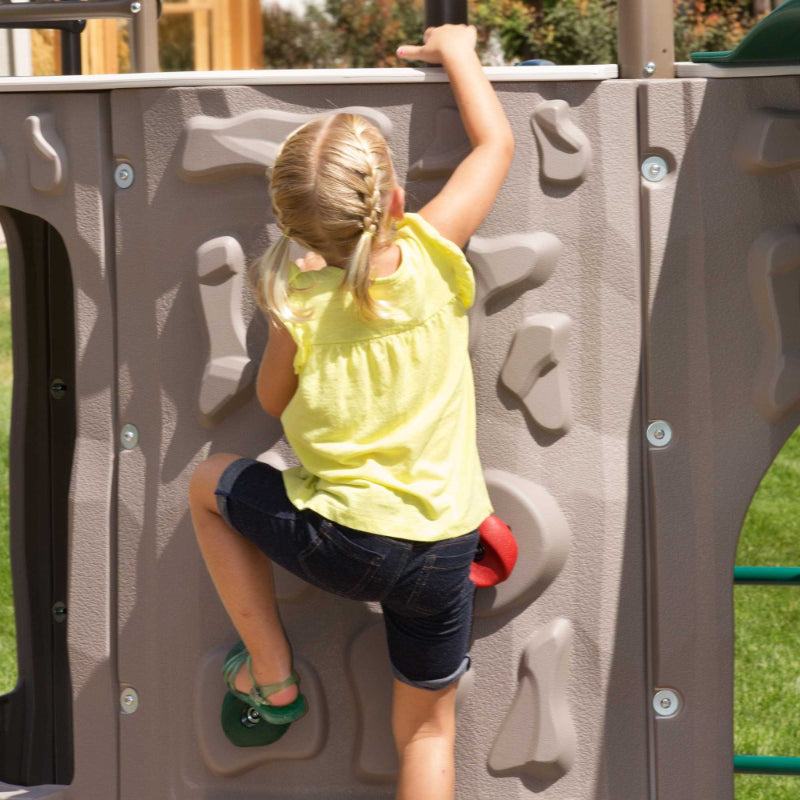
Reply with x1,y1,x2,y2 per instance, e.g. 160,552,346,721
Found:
221,691,291,747
489,618,576,781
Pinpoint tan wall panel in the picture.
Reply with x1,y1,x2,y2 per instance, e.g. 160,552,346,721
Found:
104,79,645,800
641,76,800,800
0,92,118,799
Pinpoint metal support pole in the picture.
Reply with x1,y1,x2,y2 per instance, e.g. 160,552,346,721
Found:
130,0,159,72
425,0,467,28
60,30,82,75
617,0,674,79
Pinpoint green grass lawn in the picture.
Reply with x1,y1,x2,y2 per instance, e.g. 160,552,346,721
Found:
0,247,14,695
0,243,797,794
734,430,800,799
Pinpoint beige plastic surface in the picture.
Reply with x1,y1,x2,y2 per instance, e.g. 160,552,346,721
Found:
488,618,576,780
734,108,800,175
12,67,799,800
500,312,572,433
0,93,118,800
640,76,800,800
530,100,592,185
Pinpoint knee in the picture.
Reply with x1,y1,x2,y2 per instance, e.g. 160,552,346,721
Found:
188,452,240,510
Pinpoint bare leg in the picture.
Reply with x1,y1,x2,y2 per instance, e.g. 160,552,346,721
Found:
188,452,297,705
392,679,458,800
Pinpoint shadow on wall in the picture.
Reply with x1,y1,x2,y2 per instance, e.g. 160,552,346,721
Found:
616,75,800,800
0,208,74,786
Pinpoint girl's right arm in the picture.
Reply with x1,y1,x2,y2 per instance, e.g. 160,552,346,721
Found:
397,25,514,249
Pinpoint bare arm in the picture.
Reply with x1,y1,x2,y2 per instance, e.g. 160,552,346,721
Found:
398,26,514,248
256,315,298,417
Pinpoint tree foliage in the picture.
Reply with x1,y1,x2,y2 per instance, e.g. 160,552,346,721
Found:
258,0,763,69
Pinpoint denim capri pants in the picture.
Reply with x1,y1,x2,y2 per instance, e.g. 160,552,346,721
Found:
214,457,480,690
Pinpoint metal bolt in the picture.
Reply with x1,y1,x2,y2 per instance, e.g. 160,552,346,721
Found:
242,707,261,727
647,420,673,447
50,378,67,400
641,156,668,183
120,687,139,714
120,424,139,450
644,61,657,76
653,689,680,717
114,163,135,189
52,602,67,623
130,1,142,13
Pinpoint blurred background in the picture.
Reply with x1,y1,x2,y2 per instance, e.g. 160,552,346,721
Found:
0,0,786,76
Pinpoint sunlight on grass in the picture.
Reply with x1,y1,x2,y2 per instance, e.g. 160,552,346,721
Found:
735,428,800,799
0,246,15,695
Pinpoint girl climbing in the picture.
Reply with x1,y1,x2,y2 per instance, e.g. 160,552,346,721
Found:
188,24,513,799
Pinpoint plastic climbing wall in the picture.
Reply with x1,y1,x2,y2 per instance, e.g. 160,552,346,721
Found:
1,63,800,800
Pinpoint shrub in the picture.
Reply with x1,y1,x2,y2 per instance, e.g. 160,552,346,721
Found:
533,0,618,65
673,0,753,61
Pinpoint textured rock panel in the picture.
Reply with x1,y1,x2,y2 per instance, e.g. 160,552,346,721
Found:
531,100,592,184
25,112,67,194
489,618,575,780
474,470,569,618
501,312,572,434
196,236,256,427
181,107,393,182
748,225,800,421
735,109,800,175
194,643,326,777
407,107,471,181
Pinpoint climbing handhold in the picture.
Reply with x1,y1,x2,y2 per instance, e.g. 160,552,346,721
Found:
471,515,518,588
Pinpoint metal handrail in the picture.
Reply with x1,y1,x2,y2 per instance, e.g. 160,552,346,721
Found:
0,0,159,72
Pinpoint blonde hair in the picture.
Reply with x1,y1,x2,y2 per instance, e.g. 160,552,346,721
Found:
256,113,397,322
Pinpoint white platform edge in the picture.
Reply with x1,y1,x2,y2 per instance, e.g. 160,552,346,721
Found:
676,60,800,78
0,64,618,93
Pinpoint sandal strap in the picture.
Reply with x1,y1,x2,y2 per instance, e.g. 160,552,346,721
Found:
222,641,249,691
223,641,300,706
252,670,300,704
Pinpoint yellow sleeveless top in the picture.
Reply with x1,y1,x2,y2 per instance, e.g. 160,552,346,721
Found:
280,213,492,542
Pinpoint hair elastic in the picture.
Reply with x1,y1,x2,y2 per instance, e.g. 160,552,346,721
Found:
282,230,291,240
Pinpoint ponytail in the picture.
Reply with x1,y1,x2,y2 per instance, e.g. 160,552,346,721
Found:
344,231,383,320
257,233,308,323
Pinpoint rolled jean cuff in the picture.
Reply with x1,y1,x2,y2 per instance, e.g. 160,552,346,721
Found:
214,457,258,528
391,655,471,691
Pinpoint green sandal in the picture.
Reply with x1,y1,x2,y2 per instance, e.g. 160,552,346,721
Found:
222,641,308,726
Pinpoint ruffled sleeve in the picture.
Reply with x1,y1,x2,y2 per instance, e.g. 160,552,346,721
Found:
279,263,311,373
398,213,475,309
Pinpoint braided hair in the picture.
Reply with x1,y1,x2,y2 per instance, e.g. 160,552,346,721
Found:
257,113,397,322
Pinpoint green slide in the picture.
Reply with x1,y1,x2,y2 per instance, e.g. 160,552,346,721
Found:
692,0,800,64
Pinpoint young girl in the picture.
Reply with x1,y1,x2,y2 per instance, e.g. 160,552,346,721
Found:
188,24,513,799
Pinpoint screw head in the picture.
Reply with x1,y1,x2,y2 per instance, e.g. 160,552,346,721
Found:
120,424,139,450
50,378,67,400
120,687,139,714
644,61,657,76
242,707,261,727
114,162,135,189
641,156,668,183
130,1,142,12
52,602,67,623
646,420,673,447
653,689,680,717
